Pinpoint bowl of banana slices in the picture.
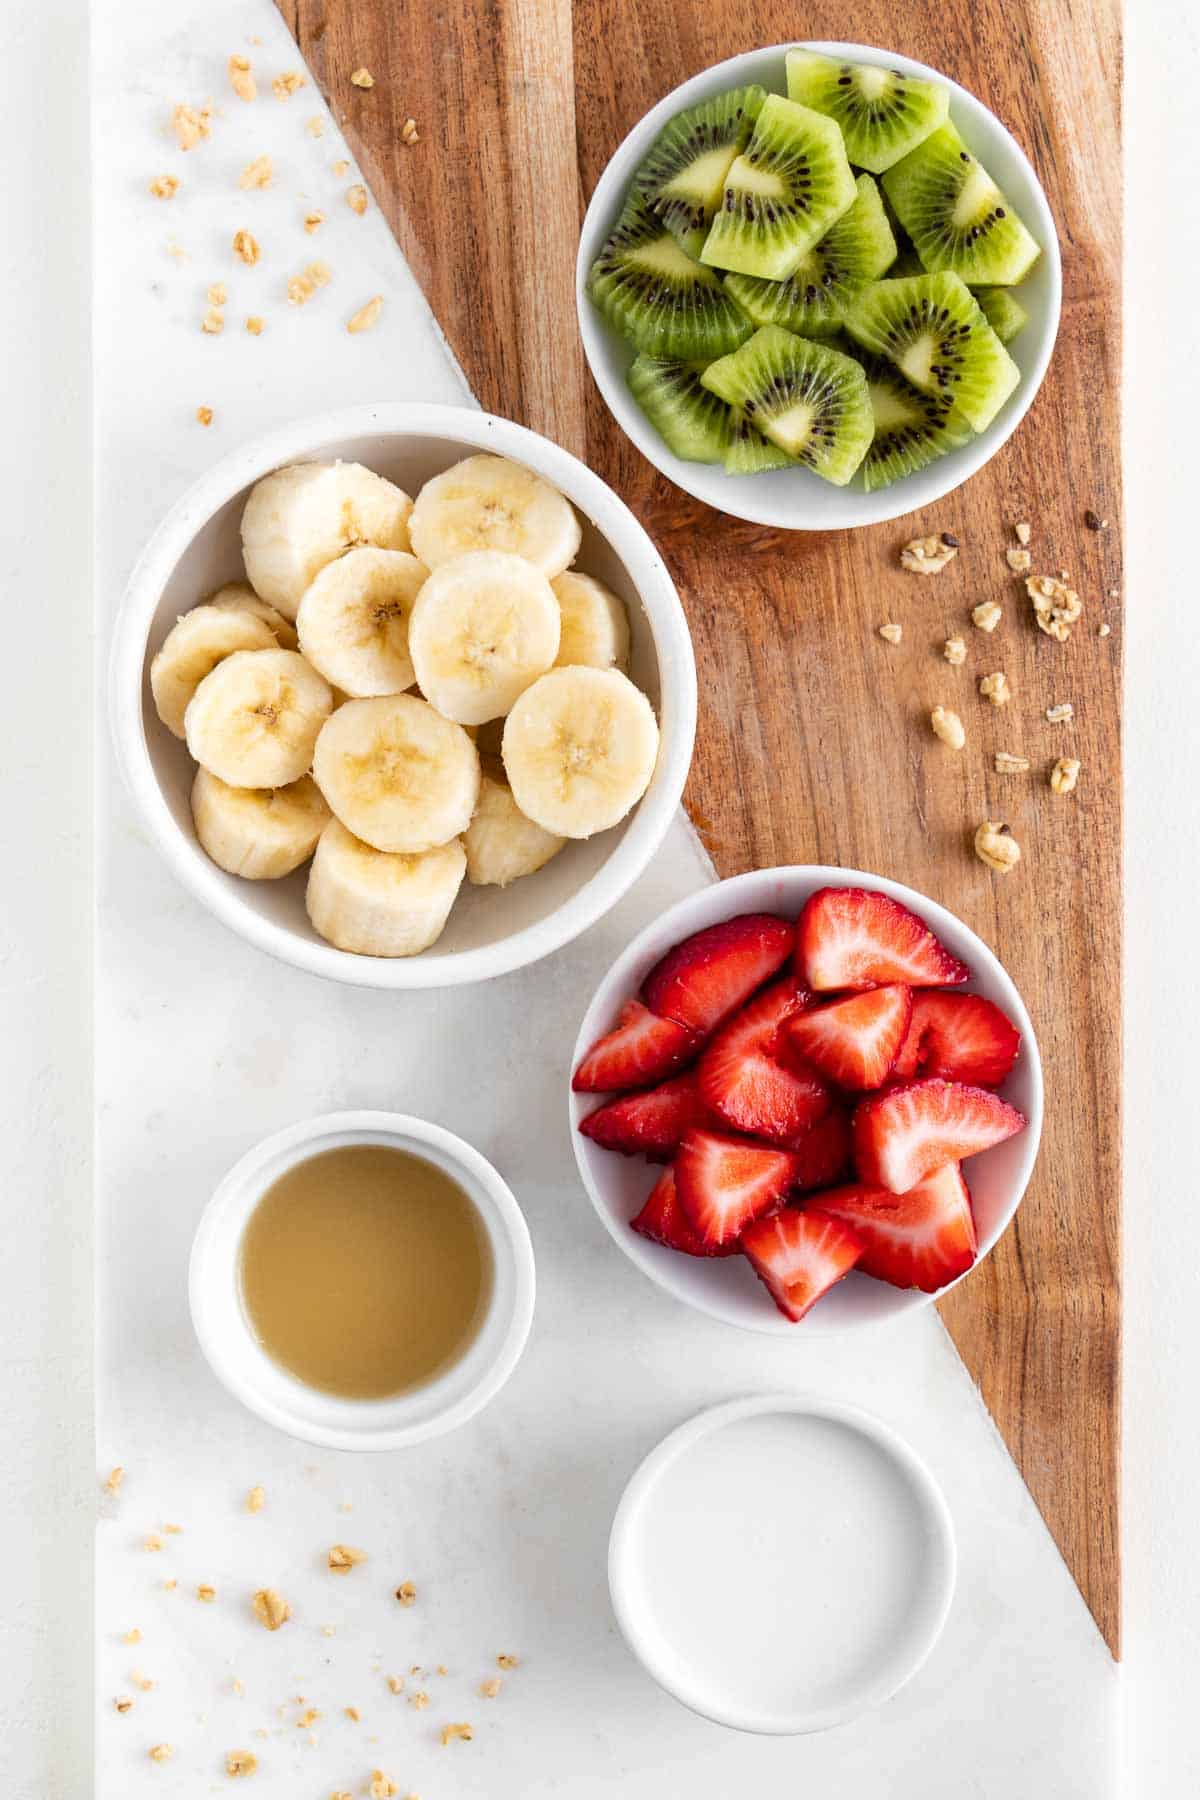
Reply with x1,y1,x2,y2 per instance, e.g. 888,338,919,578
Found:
111,405,697,988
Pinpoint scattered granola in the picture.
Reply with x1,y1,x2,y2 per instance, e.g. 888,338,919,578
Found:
226,1749,258,1777
496,1654,520,1670
272,70,307,99
296,1708,320,1729
163,1524,183,1536
332,159,350,177
346,183,370,217
979,671,1011,707
233,230,261,265
251,1588,291,1631
350,67,376,89
900,532,958,574
409,1690,429,1710
877,621,902,645
1045,702,1074,724
304,210,325,233
479,1677,502,1699
321,1624,337,1638
993,751,1030,774
930,706,965,751
394,1581,417,1606
348,296,384,334
114,1696,133,1714
1049,757,1081,795
143,1533,164,1551
440,1722,474,1745
197,1584,216,1603
123,1628,142,1645
306,115,325,137
246,1485,265,1513
1027,573,1082,642
239,155,274,191
173,103,213,151
345,1707,361,1722
387,1676,404,1695
1005,546,1031,573
148,175,179,200
244,317,264,336
1084,509,1108,531
436,1666,448,1678
148,1743,174,1763
201,307,225,334
1099,622,1112,637
1013,520,1031,546
207,282,228,307
232,1678,245,1696
368,1775,397,1799
132,1671,155,1692
972,600,1002,633
943,636,967,666
1107,586,1119,600
328,1544,368,1573
974,820,1021,874
162,1577,178,1589
104,1465,125,1496
228,55,256,102
401,119,420,146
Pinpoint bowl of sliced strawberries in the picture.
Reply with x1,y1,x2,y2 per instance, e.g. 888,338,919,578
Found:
569,869,1041,1333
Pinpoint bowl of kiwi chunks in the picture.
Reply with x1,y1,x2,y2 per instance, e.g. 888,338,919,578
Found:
577,43,1061,529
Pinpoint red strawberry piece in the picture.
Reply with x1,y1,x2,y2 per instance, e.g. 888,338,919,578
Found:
810,1163,977,1293
572,999,700,1093
852,1077,1026,1193
642,913,795,1034
675,1127,800,1250
783,983,913,1092
697,976,830,1142
787,1107,853,1189
578,1071,716,1162
891,990,1020,1087
741,1206,864,1322
796,887,969,992
629,1168,740,1258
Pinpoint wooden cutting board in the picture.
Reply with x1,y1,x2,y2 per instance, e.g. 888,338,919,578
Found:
278,0,1123,1655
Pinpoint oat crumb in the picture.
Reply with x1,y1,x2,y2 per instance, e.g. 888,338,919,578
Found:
350,67,375,88
387,1675,404,1694
148,175,179,200
306,115,325,137
1050,756,1081,795
368,1774,398,1798
479,1677,501,1699
114,1696,134,1714
900,532,958,575
1014,520,1031,546
993,751,1030,774
321,1624,337,1638
930,706,965,751
131,1670,155,1692
394,1581,416,1606
197,1584,217,1603
1045,702,1074,724
246,1484,265,1513
974,820,1021,874
345,1707,361,1722
272,70,307,99
104,1465,125,1496
943,636,967,666
201,307,225,334
1099,622,1112,637
877,621,902,646
1005,546,1032,573
401,118,420,146
296,1708,320,1729
238,154,273,191
1027,573,1083,642
232,1678,245,1696
226,1749,258,1777
163,1524,183,1536
328,1544,368,1574
123,1627,142,1645
143,1533,164,1552
172,103,212,151
148,1743,174,1763
497,1654,519,1670
348,296,384,334
304,210,325,233
251,1588,291,1631
441,1722,473,1746
972,600,1002,633
1107,586,1119,600
233,230,261,266
332,159,351,177
436,1665,448,1678
228,55,256,102
162,1577,178,1590
244,316,265,336
409,1690,429,1710
207,282,228,307
979,671,1011,707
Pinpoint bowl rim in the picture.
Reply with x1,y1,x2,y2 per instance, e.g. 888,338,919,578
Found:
575,39,1063,530
607,1392,957,1733
568,864,1043,1335
109,402,698,989
187,1109,536,1451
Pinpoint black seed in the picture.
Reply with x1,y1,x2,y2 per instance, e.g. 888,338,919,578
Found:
996,207,1007,219
940,532,958,548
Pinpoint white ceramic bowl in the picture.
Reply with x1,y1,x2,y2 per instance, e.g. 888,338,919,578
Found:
609,1395,956,1733
570,866,1042,1334
110,404,697,988
188,1110,535,1451
576,42,1061,529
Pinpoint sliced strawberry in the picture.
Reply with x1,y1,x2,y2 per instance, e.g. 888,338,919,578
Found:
787,1107,853,1189
697,976,830,1142
783,983,912,1091
741,1206,864,1322
629,1168,739,1258
811,1164,977,1293
578,1072,716,1162
572,999,699,1093
853,1077,1026,1193
891,990,1020,1087
675,1127,799,1250
643,913,795,1034
797,887,969,992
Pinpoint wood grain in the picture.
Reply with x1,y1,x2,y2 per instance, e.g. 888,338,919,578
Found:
279,0,1123,1655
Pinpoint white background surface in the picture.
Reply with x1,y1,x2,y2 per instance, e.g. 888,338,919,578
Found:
0,0,1190,1792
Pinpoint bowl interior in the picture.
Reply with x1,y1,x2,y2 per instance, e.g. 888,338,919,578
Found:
130,418,688,981
569,867,1042,1335
576,41,1061,530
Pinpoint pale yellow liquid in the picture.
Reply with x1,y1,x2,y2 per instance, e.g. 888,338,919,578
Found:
239,1145,493,1399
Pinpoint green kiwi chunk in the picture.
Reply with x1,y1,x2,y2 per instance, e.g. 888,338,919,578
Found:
588,190,754,361
857,354,973,491
724,409,799,474
636,86,767,258
972,285,1029,344
843,272,1019,432
785,49,949,174
725,174,897,337
882,122,1040,286
701,325,873,484
627,354,733,463
700,94,857,281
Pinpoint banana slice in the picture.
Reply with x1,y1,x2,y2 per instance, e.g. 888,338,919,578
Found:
409,454,581,578
296,547,429,697
312,693,480,854
463,765,565,887
191,767,331,879
206,581,299,650
502,666,659,839
150,604,279,738
306,818,466,957
240,461,414,619
552,571,632,672
185,648,333,788
407,550,560,726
